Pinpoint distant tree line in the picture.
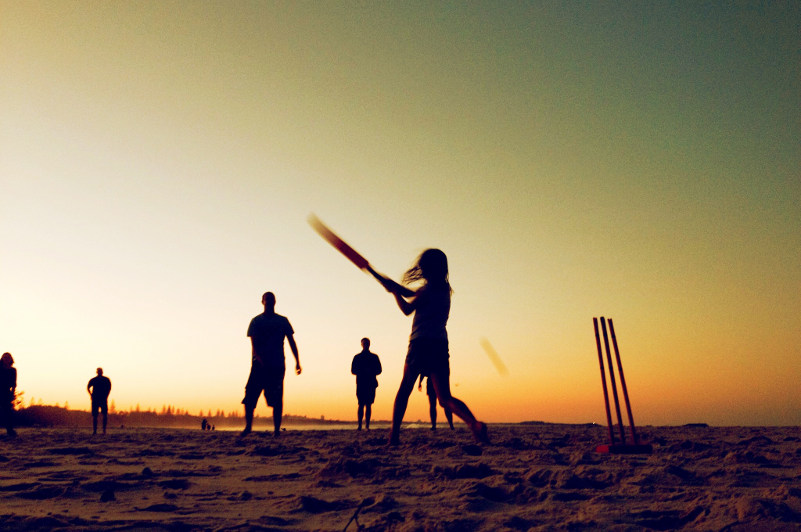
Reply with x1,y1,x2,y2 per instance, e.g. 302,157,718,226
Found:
12,400,346,429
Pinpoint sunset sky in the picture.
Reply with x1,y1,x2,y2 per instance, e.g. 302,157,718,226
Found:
2,2,798,426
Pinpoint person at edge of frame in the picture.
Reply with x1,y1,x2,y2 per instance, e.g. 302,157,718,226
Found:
1,352,17,438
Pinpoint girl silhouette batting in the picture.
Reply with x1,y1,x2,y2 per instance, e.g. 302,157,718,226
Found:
382,249,489,445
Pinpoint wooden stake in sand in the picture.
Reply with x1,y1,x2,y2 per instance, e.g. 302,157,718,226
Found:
593,317,652,454
593,318,616,446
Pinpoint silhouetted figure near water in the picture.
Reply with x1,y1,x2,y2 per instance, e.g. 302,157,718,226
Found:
87,367,111,435
201,418,208,431
419,375,454,430
241,291,301,437
1,353,17,437
351,338,382,430
380,249,488,445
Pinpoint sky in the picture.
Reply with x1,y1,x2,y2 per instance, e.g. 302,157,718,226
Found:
1,1,799,426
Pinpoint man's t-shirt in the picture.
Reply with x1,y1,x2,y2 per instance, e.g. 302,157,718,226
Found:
88,376,111,403
247,312,294,368
351,351,382,389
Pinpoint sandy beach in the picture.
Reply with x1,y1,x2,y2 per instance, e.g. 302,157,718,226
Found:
0,424,800,531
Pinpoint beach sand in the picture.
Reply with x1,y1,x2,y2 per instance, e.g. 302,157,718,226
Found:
0,424,799,531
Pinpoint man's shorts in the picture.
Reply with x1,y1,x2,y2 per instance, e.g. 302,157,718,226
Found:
405,338,450,379
91,400,108,416
356,384,377,406
243,363,285,408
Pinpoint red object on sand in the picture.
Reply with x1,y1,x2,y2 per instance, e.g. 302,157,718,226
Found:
594,442,653,454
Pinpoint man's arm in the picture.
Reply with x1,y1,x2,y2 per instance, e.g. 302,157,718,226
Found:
87,380,93,397
250,338,263,365
287,334,301,375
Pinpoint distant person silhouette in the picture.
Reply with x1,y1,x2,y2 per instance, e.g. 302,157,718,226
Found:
381,249,488,445
1,353,17,437
201,418,208,431
241,291,301,437
87,367,111,435
351,338,382,430
418,374,454,430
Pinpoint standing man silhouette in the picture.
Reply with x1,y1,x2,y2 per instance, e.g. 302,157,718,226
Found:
351,338,382,430
242,291,301,437
87,367,111,435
